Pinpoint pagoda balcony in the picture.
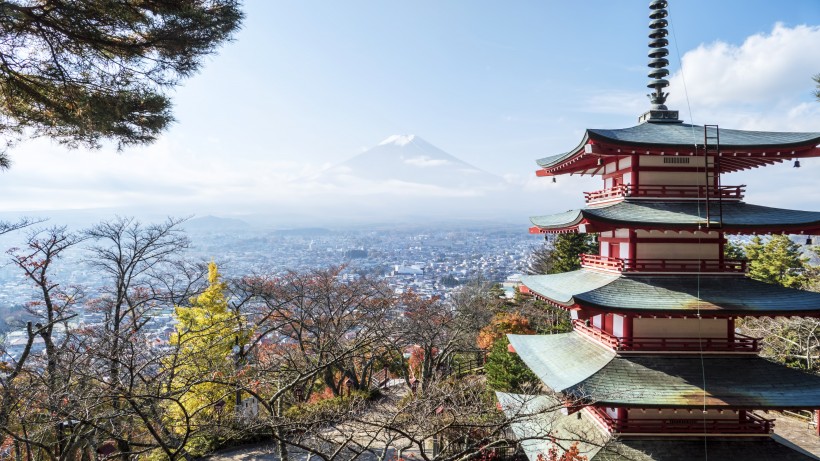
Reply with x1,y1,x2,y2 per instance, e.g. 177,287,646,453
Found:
572,319,760,353
580,254,747,274
588,406,774,435
584,184,746,204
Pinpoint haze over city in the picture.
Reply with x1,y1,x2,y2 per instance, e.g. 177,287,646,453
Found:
2,0,820,225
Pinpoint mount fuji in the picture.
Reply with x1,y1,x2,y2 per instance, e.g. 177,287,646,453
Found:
328,135,505,192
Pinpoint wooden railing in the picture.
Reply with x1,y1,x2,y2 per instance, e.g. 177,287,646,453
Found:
580,254,747,273
584,184,746,203
588,406,774,435
572,320,760,353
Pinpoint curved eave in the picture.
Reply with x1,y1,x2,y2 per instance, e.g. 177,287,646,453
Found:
571,355,820,410
535,123,820,176
530,201,820,235
521,270,820,316
507,332,616,392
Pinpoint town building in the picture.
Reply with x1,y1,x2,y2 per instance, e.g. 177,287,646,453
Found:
499,1,820,460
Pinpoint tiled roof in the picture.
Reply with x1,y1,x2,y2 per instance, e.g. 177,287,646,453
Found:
507,332,616,392
521,270,820,314
568,355,820,409
520,272,619,305
496,392,609,461
536,122,820,169
592,438,819,461
589,123,820,148
530,201,820,232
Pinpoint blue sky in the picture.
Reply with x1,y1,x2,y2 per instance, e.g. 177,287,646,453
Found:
2,0,820,223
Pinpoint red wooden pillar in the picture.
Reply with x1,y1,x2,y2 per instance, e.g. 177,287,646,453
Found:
727,317,735,341
628,229,637,262
624,315,634,343
604,313,614,335
616,407,628,432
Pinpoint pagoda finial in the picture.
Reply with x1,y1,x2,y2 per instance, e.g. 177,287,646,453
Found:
639,0,680,123
647,0,670,108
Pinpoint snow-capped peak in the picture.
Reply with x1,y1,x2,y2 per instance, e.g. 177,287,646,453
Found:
379,134,416,147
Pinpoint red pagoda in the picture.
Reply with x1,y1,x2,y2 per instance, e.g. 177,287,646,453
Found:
499,1,820,460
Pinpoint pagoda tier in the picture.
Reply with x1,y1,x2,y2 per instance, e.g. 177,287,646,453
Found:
519,271,820,317
519,271,820,354
529,201,820,235
506,332,820,444
535,122,820,177
498,392,817,461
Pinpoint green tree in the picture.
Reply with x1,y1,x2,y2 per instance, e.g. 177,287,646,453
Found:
724,238,746,260
745,235,808,288
0,0,243,169
525,234,598,275
548,233,599,274
814,73,820,101
168,261,247,453
484,336,539,392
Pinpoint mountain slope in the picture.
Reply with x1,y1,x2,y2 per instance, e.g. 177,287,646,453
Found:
332,135,504,190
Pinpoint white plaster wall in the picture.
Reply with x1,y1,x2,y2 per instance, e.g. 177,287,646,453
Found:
619,242,631,259
636,243,719,259
600,244,609,257
606,407,618,419
614,229,630,238
623,172,632,184
593,314,602,329
633,318,727,338
639,171,711,186
613,315,624,338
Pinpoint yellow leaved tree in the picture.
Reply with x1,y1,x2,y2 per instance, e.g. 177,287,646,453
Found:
166,261,248,455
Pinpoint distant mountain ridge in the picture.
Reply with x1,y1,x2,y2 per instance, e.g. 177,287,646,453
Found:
331,135,504,190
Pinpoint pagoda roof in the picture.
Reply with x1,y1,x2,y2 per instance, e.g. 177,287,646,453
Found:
496,392,609,461
536,122,820,175
571,355,820,409
520,270,820,315
591,438,818,461
507,332,616,392
498,392,819,461
530,201,820,234
510,332,820,409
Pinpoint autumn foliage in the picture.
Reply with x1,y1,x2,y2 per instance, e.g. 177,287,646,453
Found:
477,312,535,350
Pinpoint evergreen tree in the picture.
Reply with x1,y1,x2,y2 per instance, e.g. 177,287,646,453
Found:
524,234,598,275
0,1,243,168
814,73,820,101
484,336,539,392
745,235,808,288
548,233,599,274
724,238,747,260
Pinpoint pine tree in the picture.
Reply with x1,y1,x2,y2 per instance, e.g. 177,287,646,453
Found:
0,1,243,168
745,235,808,288
548,233,599,274
484,336,539,392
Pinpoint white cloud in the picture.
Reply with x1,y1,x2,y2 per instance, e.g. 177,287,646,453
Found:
665,23,820,130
